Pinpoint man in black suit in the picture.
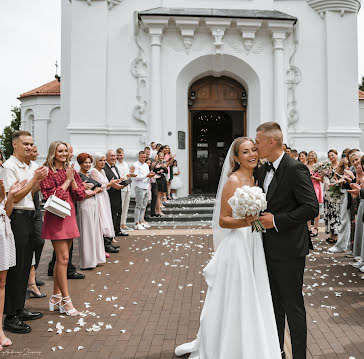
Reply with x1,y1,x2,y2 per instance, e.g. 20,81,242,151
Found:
255,122,319,359
104,150,128,252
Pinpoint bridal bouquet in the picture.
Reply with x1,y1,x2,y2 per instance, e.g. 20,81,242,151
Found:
228,186,267,232
312,161,331,177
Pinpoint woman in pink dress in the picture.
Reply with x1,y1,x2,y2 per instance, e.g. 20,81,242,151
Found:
40,142,86,316
306,151,324,236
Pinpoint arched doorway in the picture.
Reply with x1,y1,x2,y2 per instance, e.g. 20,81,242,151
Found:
189,76,247,193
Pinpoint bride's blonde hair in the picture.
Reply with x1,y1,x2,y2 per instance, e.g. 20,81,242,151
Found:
228,137,254,177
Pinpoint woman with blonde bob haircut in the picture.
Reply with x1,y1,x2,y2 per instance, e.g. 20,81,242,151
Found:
40,141,86,316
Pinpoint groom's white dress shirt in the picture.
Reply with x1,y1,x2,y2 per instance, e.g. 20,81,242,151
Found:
263,151,284,232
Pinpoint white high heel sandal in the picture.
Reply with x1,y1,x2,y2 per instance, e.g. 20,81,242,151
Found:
49,293,62,312
60,296,79,316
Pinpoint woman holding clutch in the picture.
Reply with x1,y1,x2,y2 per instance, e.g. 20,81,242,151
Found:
40,142,86,316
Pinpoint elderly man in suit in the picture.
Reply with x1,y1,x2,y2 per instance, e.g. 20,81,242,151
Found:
103,150,129,238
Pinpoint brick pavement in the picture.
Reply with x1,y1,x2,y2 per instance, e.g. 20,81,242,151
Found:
1,225,363,359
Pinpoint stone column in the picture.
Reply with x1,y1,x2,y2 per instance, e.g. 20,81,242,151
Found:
268,21,295,141
140,17,169,143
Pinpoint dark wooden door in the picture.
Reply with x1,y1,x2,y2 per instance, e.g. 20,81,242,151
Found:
189,76,247,194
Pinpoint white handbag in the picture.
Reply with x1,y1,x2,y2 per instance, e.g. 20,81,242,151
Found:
44,193,71,218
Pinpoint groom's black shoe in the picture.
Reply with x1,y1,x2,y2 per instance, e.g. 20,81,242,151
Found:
281,351,286,359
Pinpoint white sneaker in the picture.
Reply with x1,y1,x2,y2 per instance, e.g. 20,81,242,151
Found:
345,251,354,258
352,261,364,268
121,226,134,232
360,265,364,273
141,222,151,228
354,256,361,261
361,275,364,280
134,224,145,230
328,247,344,253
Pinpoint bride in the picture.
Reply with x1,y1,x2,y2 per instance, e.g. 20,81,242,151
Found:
175,137,282,358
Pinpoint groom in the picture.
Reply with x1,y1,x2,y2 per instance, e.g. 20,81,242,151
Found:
255,122,319,359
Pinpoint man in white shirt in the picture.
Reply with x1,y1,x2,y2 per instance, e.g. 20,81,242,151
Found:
0,131,48,334
116,148,133,232
133,151,155,230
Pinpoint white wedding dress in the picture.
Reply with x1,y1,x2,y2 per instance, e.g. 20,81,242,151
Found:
175,209,282,358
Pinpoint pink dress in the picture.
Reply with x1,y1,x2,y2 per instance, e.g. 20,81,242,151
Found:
40,169,86,240
310,170,324,204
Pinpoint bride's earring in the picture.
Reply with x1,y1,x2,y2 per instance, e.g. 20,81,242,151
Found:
237,161,240,165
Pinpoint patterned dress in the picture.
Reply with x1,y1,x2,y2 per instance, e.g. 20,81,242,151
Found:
0,202,16,271
40,169,86,240
323,170,342,235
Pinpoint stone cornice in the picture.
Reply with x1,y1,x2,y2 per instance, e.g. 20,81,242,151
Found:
307,0,361,16
80,0,123,9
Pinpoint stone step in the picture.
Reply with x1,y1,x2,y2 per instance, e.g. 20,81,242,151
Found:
127,213,213,223
127,206,213,215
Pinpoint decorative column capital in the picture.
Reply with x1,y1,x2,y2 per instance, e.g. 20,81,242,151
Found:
175,17,200,53
206,19,231,54
307,0,361,17
140,16,169,47
236,19,263,51
268,21,295,50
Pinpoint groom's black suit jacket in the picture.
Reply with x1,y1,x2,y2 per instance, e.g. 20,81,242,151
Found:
256,154,319,261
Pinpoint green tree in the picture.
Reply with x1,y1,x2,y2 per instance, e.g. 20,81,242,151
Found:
360,76,364,92
0,106,21,159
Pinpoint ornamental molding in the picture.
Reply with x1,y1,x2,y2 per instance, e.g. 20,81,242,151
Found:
175,17,200,54
307,0,361,17
236,19,263,52
82,0,124,9
205,19,232,54
267,20,295,50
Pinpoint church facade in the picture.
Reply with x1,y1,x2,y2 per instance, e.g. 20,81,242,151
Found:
20,0,362,196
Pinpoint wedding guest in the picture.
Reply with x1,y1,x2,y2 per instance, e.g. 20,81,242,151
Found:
171,159,183,199
282,143,287,152
116,148,134,232
25,145,46,299
150,142,157,160
90,153,120,253
104,150,128,238
41,141,86,316
154,151,168,216
285,147,292,157
133,151,155,229
352,155,364,265
164,145,175,200
149,159,158,218
144,147,151,160
324,149,341,244
298,151,308,165
77,153,106,269
48,143,85,280
0,131,48,334
327,154,352,253
306,151,323,237
291,149,298,160
0,179,27,349
154,143,162,161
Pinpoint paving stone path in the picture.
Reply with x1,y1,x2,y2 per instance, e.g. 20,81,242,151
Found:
2,225,364,359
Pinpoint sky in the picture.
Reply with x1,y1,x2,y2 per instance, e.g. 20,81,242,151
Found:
0,0,363,132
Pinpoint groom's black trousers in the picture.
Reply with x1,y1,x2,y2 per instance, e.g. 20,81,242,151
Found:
266,257,307,359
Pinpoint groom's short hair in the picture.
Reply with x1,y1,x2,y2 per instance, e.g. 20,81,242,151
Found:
256,122,283,145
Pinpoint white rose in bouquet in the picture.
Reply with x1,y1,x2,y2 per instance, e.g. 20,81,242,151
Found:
228,185,267,232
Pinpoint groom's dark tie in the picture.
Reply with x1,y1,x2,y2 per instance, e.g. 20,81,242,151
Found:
266,162,276,173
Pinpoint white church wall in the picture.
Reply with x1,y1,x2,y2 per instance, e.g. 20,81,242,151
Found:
359,100,364,150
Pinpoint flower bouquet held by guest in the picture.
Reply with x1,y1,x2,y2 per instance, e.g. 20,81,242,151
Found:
306,151,324,237
171,160,183,199
41,141,86,316
0,179,27,350
77,153,106,270
90,153,121,253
